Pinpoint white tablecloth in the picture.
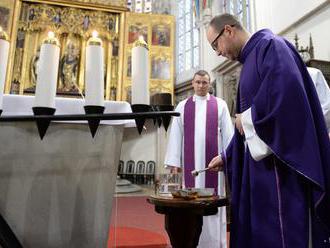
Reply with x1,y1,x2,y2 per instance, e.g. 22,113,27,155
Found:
2,94,134,126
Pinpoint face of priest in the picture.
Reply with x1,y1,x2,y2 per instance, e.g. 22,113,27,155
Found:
207,24,241,61
192,74,210,97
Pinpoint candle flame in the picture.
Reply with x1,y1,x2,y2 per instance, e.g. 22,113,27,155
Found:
92,30,98,38
0,26,2,32
48,31,55,39
138,35,145,42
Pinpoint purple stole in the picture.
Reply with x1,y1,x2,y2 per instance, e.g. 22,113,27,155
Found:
183,95,219,191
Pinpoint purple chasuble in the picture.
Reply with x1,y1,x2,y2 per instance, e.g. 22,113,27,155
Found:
183,95,219,191
223,29,330,248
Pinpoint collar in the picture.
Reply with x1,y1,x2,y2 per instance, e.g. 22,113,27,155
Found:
238,29,274,64
241,37,250,52
193,93,210,101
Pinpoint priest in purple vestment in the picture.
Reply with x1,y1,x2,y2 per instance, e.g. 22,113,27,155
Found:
206,14,330,248
165,70,234,248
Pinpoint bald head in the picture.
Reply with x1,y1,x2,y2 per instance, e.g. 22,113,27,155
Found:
209,14,243,33
206,14,250,61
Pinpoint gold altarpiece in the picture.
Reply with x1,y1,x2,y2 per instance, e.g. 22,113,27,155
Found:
2,0,126,101
1,0,175,102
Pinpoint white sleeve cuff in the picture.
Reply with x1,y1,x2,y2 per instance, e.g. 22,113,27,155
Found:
241,108,273,161
164,157,181,168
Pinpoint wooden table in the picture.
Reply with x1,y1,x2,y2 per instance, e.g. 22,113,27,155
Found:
147,195,228,248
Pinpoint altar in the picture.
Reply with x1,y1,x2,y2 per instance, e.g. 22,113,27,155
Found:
0,95,133,247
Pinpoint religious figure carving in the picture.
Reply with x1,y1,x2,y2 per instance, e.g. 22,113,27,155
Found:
53,10,61,24
108,18,114,31
28,8,36,21
151,56,170,80
225,74,238,117
126,86,132,103
30,47,40,87
0,7,10,30
83,15,90,30
127,55,132,77
59,41,80,92
110,86,117,100
10,1,123,99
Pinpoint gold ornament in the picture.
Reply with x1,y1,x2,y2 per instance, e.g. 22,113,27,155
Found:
133,35,149,50
0,26,9,41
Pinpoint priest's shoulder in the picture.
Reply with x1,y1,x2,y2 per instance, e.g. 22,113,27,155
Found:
257,33,291,58
215,96,230,108
175,98,188,111
255,34,294,72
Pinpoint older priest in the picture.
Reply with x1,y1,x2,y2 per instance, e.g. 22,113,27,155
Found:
165,70,234,248
207,14,330,248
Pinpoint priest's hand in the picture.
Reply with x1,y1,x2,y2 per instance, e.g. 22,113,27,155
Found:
208,155,224,171
235,113,244,135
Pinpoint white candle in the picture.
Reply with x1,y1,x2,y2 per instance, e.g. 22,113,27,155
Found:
85,31,104,106
0,26,10,110
132,35,149,105
34,31,60,108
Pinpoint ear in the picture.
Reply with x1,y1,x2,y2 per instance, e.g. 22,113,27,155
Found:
225,25,235,37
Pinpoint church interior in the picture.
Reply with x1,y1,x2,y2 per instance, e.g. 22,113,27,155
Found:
0,0,329,247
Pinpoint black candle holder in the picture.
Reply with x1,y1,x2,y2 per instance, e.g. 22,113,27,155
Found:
84,105,105,138
0,111,180,140
131,104,153,134
150,105,158,126
154,105,174,131
150,105,163,128
32,107,56,140
0,213,23,248
0,109,2,116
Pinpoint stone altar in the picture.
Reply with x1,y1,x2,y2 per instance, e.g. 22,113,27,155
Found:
0,95,132,247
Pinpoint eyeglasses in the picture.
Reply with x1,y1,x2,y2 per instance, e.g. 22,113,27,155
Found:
211,25,235,51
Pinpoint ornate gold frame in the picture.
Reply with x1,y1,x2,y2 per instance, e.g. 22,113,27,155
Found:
5,0,127,101
0,0,16,36
122,12,175,103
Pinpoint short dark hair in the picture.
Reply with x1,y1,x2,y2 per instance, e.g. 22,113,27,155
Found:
209,14,243,33
193,70,210,82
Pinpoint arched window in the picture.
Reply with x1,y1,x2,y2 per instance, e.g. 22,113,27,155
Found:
177,0,200,74
221,0,251,31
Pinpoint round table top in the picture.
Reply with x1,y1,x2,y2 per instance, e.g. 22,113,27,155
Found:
147,195,228,210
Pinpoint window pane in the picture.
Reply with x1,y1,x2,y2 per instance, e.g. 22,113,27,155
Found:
178,54,184,73
193,28,199,47
192,11,197,28
185,33,191,51
176,0,201,73
178,17,184,34
178,0,184,17
179,35,184,52
185,13,191,31
185,0,191,13
193,47,199,68
185,50,191,70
